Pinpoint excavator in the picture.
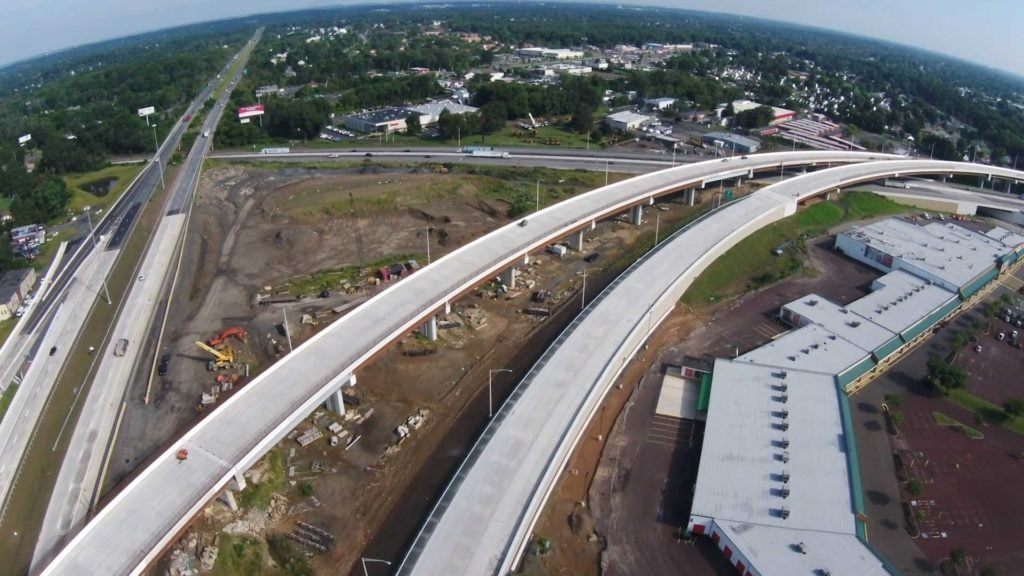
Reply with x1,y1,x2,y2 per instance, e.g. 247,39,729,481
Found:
195,340,237,371
209,327,247,347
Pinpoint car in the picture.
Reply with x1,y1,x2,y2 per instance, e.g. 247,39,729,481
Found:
327,153,341,158
158,355,170,376
519,219,528,227
424,155,432,158
138,274,145,281
49,346,57,356
403,149,411,152
975,345,983,352
365,152,373,157
741,155,749,159
721,158,729,162
584,252,600,263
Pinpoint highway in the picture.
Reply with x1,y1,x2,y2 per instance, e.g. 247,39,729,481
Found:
397,160,1024,576
34,150,900,575
30,30,262,570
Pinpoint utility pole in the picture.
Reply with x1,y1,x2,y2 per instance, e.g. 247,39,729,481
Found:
283,308,293,353
535,179,541,212
654,211,661,247
153,124,166,190
426,226,432,265
605,159,609,187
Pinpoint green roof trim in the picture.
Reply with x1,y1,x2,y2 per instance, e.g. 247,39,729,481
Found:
697,372,712,412
872,336,903,362
838,356,876,390
959,265,998,299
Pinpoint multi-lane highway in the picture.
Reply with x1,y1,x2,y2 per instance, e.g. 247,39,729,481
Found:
34,150,902,575
30,30,262,570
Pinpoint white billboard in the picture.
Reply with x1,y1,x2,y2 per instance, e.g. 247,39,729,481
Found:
17,134,31,145
137,106,156,117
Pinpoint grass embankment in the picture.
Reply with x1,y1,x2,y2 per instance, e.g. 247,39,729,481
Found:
64,164,145,214
0,383,17,422
932,411,985,439
210,535,266,576
237,448,285,510
288,254,423,296
682,191,907,307
946,389,1024,436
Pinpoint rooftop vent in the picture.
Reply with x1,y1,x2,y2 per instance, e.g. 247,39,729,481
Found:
780,419,790,431
779,371,787,379
780,486,791,498
806,299,818,306
780,438,790,450
779,382,789,393
847,321,861,328
781,450,790,463
780,506,790,519
839,308,848,314
780,393,789,404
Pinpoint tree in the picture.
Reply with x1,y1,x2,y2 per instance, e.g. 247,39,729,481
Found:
925,355,967,395
11,176,71,225
1003,398,1024,420
907,478,924,496
405,112,422,136
568,103,594,134
979,566,997,576
733,105,775,129
479,101,508,134
949,547,967,566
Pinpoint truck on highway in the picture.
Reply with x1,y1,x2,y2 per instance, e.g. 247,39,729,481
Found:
465,147,511,159
261,147,291,155
114,338,129,357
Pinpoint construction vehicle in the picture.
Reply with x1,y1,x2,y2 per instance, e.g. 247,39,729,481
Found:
195,341,237,371
209,327,247,347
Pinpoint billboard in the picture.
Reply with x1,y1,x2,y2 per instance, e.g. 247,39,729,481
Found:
240,118,251,124
137,106,156,117
17,134,31,145
238,104,265,119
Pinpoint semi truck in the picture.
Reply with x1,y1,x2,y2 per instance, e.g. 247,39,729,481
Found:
468,148,511,159
261,147,291,155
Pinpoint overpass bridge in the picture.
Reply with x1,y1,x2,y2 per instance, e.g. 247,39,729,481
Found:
39,153,1024,575
396,159,1024,576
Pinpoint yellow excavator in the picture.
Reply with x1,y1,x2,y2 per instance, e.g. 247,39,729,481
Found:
195,341,236,371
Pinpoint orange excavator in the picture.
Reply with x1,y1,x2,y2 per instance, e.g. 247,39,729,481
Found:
210,327,247,347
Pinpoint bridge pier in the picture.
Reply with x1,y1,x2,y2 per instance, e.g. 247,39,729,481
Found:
500,268,517,289
569,230,585,251
629,205,644,225
219,489,239,512
233,468,247,492
685,188,696,206
444,301,452,315
326,387,346,416
420,315,438,341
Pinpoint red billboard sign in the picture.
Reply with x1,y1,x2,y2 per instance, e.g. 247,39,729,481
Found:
238,104,266,119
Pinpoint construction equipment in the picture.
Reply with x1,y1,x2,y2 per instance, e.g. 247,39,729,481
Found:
195,341,236,371
209,327,247,347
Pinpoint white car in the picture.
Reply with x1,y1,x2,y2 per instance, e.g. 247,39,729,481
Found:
138,274,145,281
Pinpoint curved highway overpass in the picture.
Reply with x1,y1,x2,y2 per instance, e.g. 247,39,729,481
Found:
40,153,1020,575
396,159,1024,576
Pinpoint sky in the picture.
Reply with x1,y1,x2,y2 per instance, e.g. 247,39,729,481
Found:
1,0,1022,76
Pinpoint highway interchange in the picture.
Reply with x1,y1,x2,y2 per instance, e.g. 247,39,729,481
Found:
0,52,1020,574
35,150,1024,575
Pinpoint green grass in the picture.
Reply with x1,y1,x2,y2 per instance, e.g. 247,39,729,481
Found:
210,535,266,576
287,253,424,295
0,383,18,423
946,389,1024,436
932,411,985,439
63,164,145,214
237,448,285,510
682,192,908,307
213,41,255,100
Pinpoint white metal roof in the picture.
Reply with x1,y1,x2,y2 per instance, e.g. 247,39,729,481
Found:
782,293,898,353
845,270,958,335
736,324,870,375
691,361,856,535
841,218,1010,289
985,225,1024,251
715,521,887,576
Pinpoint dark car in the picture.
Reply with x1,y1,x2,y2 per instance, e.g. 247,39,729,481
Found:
584,252,600,263
49,346,57,356
158,354,170,376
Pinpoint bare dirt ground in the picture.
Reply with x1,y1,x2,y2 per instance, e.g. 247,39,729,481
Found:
97,161,725,575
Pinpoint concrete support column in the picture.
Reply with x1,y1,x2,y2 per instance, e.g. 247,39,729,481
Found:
569,230,585,251
629,205,644,226
523,253,530,266
589,220,596,231
685,188,696,206
500,268,517,290
233,468,247,492
420,315,438,341
219,489,239,512
326,387,345,416
444,301,452,315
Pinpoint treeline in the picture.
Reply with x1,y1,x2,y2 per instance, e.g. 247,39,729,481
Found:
0,24,250,173
0,143,72,225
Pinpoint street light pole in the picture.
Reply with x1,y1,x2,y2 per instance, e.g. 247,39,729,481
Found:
426,227,431,265
605,160,609,187
361,557,391,576
654,211,661,247
535,178,541,212
153,124,165,190
487,368,512,418
580,267,599,311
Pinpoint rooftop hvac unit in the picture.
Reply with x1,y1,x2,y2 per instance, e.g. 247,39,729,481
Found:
780,409,789,419
779,371,787,379
780,486,791,498
781,469,790,482
780,420,790,431
780,438,790,450
780,393,789,404
780,506,791,519
779,382,788,392
847,321,861,328
781,450,790,463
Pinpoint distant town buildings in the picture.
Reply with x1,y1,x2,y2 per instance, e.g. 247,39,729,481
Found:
702,132,760,154
644,97,678,111
10,224,45,260
516,47,584,60
605,110,654,132
342,99,479,134
719,99,796,125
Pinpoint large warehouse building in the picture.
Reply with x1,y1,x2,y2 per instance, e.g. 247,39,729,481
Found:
687,217,1024,575
342,99,478,134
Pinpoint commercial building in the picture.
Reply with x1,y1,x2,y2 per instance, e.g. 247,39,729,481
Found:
720,99,796,125
10,224,45,259
0,268,36,321
688,217,1023,574
342,108,412,134
835,218,1016,296
403,100,479,127
701,132,760,154
777,118,865,152
605,110,653,132
516,47,584,60
343,100,479,134
644,97,678,110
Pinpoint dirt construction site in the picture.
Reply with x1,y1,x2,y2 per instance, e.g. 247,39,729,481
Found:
89,159,751,576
